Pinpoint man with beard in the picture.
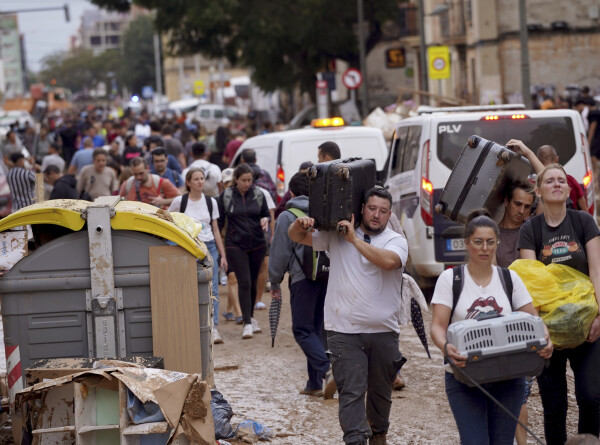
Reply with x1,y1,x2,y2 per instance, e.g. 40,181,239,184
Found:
289,187,408,445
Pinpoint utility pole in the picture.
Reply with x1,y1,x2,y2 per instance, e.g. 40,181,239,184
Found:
357,0,369,118
153,33,163,102
519,0,532,109
418,0,429,105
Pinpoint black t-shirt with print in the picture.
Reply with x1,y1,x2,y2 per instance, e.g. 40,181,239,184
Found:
517,211,600,276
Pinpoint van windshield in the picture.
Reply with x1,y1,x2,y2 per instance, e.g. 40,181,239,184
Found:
436,117,576,169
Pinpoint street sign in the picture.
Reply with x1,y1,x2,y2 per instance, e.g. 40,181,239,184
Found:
141,85,153,99
342,68,363,90
428,46,450,80
193,80,205,96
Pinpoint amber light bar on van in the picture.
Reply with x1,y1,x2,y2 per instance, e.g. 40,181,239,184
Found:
481,114,530,121
276,165,285,202
311,117,345,128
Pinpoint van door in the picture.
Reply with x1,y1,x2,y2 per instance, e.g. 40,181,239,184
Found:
386,125,422,221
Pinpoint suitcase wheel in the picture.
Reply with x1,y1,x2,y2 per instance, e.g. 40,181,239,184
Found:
500,150,511,162
467,136,479,148
434,202,446,214
340,167,350,180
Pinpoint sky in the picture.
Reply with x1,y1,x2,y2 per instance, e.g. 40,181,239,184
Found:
10,0,99,72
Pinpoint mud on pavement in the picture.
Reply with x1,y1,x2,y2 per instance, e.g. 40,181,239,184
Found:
212,282,579,444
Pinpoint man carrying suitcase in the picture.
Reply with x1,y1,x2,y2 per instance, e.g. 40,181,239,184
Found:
289,187,408,445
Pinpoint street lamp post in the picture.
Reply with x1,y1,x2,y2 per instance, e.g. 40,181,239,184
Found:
518,0,532,109
357,0,369,118
418,0,429,105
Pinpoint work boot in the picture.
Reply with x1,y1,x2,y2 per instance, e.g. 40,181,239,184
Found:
323,369,337,399
392,371,405,390
369,433,387,445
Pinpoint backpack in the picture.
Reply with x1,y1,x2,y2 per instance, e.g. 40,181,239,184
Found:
180,193,214,221
450,264,514,321
287,207,330,282
124,174,164,196
221,186,264,215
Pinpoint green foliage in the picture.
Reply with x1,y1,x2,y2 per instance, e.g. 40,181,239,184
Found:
120,15,157,95
91,0,399,94
37,15,156,96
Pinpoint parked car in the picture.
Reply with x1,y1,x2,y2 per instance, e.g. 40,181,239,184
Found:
193,104,240,133
385,105,595,288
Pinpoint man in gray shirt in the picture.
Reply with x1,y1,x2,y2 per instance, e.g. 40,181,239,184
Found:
496,181,534,268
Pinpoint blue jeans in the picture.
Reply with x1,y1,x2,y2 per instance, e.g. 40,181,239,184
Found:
537,338,600,444
205,240,219,326
327,331,404,444
445,372,525,445
289,279,329,391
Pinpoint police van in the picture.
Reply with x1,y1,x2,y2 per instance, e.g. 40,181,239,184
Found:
385,105,595,288
231,118,389,200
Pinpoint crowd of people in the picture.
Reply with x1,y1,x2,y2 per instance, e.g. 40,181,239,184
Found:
2,96,600,445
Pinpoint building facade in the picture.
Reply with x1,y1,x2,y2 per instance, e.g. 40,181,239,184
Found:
364,0,600,107
0,14,25,98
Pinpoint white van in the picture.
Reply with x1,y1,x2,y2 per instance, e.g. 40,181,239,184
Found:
194,105,240,133
231,123,389,200
385,106,595,288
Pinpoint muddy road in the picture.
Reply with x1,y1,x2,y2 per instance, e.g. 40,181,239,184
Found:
212,282,579,444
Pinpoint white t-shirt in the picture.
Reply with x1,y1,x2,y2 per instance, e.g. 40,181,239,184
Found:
313,226,408,334
431,266,532,325
168,194,219,242
182,160,222,197
259,186,275,210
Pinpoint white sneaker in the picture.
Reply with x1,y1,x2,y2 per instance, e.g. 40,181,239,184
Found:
254,301,266,310
212,328,224,344
242,324,253,339
251,318,262,333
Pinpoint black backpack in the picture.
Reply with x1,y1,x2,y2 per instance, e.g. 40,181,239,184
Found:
287,207,330,282
180,193,214,220
450,264,513,321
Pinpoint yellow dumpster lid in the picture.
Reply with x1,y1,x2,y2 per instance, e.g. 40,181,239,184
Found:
0,199,207,259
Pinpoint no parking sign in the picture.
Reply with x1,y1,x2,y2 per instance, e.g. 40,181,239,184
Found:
428,46,450,80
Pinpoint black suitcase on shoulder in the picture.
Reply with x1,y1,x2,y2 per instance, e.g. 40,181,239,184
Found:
435,135,531,223
308,158,376,231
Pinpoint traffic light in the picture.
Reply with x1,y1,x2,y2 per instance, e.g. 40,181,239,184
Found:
64,4,70,22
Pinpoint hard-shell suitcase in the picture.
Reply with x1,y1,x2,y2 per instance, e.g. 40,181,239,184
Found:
308,158,376,231
435,135,531,223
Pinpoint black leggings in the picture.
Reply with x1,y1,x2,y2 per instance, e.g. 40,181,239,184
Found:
226,245,267,325
537,338,600,444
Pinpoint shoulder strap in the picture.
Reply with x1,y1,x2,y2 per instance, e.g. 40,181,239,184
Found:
124,176,134,194
496,266,514,309
180,193,189,213
206,195,213,220
223,188,234,214
567,209,585,245
531,214,543,256
287,207,306,218
450,265,465,321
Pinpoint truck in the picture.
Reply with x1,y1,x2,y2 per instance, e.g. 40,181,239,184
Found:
2,83,72,118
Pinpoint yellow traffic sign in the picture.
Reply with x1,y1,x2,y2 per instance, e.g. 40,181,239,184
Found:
193,80,205,96
428,46,450,80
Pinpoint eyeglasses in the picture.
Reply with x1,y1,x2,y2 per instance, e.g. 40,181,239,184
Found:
364,234,371,244
469,238,499,248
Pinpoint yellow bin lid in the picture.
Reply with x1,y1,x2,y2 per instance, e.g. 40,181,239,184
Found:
0,199,207,259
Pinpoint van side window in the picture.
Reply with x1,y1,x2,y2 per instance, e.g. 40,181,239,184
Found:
199,109,210,118
390,127,409,177
401,126,421,172
214,109,224,119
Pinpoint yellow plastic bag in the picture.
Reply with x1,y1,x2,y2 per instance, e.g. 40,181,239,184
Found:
169,212,204,239
509,259,598,349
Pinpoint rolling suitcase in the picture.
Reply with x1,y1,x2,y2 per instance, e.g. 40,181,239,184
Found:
435,135,531,223
308,158,376,231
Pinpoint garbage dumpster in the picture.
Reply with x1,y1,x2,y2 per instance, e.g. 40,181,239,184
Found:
0,198,213,401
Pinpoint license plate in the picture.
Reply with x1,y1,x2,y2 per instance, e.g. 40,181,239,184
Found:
446,238,465,251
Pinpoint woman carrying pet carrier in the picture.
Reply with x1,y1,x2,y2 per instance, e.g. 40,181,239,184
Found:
431,210,553,445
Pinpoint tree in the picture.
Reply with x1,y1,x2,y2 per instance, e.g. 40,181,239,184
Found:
120,15,157,96
91,0,399,96
38,48,121,95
